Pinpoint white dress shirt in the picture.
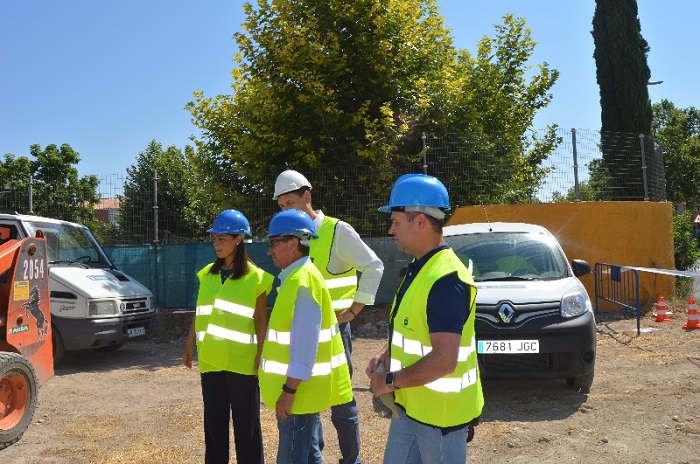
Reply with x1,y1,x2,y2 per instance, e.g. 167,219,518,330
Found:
312,210,384,305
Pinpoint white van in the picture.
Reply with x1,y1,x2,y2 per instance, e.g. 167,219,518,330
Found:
444,222,596,392
0,214,155,363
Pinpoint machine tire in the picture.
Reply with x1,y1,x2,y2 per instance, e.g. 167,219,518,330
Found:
52,324,66,365
566,369,595,393
0,352,39,450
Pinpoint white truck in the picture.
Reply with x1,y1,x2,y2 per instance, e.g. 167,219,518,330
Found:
0,213,155,363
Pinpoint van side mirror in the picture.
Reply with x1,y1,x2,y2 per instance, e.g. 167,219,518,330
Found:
571,259,591,278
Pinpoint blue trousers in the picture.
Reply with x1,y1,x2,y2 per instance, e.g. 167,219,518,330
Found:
277,412,321,464
384,406,469,464
311,321,361,464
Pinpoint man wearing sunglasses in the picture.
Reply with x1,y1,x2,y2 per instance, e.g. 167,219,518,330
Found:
273,169,384,464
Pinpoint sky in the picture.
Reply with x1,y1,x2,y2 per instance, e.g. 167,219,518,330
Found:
1,0,697,179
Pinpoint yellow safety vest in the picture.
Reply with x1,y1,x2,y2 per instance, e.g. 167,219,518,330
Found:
259,262,353,414
310,216,357,311
389,248,484,427
199,263,273,375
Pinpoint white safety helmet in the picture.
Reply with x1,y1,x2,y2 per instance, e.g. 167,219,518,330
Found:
273,170,312,200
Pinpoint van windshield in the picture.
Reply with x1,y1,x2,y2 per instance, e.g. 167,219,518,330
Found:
448,232,569,282
24,220,115,268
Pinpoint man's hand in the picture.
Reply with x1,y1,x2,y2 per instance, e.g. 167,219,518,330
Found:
335,302,365,324
276,391,295,419
366,344,389,378
369,367,394,397
335,309,355,324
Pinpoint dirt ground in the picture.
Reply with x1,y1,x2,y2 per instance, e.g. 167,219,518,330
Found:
2,302,700,464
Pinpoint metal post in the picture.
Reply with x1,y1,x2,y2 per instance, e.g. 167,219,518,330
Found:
639,134,649,201
28,174,33,214
572,129,580,202
422,133,427,175
153,170,159,246
153,170,160,308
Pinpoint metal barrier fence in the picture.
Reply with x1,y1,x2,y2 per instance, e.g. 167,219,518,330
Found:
105,238,408,309
594,262,641,334
1,128,666,244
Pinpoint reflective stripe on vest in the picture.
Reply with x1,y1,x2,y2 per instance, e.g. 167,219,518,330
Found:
266,323,341,345
389,248,484,427
206,325,256,345
391,331,477,361
260,352,348,377
310,216,357,310
259,263,353,414
214,298,255,319
194,305,213,342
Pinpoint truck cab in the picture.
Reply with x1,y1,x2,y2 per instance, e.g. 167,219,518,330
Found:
0,214,155,363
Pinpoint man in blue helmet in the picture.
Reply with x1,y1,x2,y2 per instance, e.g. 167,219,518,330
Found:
366,174,484,464
259,209,353,464
273,169,384,464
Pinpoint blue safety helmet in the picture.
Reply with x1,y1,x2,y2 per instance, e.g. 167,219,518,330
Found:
207,209,252,236
378,174,450,215
267,209,318,239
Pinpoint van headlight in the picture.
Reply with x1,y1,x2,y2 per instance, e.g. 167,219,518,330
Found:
561,289,592,318
89,300,118,316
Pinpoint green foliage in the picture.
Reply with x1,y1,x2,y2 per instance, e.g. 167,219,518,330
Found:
551,158,613,202
592,0,653,200
188,0,457,177
117,141,202,244
0,144,100,227
187,3,561,228
441,15,560,204
592,0,652,134
652,99,700,210
672,209,700,296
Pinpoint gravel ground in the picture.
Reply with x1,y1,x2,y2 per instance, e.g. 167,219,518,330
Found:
2,303,699,464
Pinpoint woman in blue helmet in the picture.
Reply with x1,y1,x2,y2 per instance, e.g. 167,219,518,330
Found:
183,209,274,464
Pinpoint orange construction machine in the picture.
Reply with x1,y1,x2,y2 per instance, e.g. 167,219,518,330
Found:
0,232,52,450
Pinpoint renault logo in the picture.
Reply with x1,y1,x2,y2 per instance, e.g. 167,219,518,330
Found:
498,303,516,323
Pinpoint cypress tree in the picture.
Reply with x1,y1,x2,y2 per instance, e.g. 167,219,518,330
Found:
592,0,654,200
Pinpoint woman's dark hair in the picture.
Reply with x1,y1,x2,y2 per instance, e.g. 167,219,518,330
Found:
209,237,250,280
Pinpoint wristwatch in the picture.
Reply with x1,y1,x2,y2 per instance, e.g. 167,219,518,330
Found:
385,371,400,390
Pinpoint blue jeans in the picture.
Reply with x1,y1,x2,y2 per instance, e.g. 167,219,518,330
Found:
310,321,361,464
276,412,321,464
383,406,469,464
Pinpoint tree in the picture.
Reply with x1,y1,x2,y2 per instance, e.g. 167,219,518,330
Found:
0,144,100,227
592,0,653,200
117,141,201,245
189,0,456,175
187,3,561,233
652,99,700,210
438,14,560,204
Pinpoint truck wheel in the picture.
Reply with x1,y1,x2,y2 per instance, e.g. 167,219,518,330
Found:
566,369,595,393
52,324,66,365
0,352,39,450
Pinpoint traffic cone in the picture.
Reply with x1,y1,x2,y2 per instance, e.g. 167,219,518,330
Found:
682,297,700,330
654,296,672,322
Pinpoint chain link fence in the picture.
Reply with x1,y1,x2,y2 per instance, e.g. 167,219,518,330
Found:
1,129,666,245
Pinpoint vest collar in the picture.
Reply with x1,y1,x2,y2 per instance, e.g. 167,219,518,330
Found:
278,256,312,283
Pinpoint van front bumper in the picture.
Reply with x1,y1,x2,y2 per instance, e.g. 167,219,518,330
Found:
53,311,157,351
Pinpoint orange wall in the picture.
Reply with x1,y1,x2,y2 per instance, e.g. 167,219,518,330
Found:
447,202,675,308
